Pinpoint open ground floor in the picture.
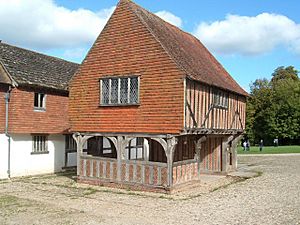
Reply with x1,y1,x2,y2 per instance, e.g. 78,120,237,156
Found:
74,132,243,192
0,133,76,179
0,154,299,225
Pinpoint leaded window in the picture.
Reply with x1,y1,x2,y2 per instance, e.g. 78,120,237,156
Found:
213,90,229,108
100,76,139,105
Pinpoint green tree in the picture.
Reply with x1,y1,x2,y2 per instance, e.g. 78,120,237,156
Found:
246,66,300,145
271,66,298,82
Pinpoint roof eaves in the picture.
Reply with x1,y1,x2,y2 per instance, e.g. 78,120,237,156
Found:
186,75,249,97
18,82,69,94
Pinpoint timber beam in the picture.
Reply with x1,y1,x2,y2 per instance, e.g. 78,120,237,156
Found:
195,135,207,178
183,129,243,135
78,132,170,139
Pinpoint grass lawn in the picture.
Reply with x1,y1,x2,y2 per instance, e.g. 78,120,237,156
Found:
237,145,300,154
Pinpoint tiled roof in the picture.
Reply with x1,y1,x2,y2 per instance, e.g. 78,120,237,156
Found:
124,0,248,96
0,42,79,91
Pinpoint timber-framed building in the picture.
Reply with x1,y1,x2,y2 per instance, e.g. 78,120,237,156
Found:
70,0,248,192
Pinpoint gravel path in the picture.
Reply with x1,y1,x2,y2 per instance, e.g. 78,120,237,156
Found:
0,154,299,225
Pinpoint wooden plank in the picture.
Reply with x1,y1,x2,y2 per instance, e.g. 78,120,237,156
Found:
195,83,199,128
197,83,201,128
201,85,205,128
224,108,227,130
209,87,212,129
204,86,207,128
186,80,190,128
192,82,196,128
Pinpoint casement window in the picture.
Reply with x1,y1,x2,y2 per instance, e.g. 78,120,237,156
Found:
100,76,139,105
32,135,48,154
65,135,76,151
34,93,46,110
213,90,229,109
126,137,144,160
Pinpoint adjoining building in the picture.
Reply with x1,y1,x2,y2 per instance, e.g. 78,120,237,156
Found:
70,0,248,192
0,42,78,179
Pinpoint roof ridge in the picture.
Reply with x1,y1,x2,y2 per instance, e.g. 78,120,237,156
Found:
0,42,79,66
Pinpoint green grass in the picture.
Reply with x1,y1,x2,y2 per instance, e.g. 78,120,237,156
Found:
238,145,300,154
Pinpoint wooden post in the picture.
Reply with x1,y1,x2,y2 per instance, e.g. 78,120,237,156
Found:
166,137,177,187
117,136,123,181
106,136,121,180
107,136,132,182
221,135,234,172
150,136,177,187
73,133,82,176
73,133,93,176
231,135,243,170
195,136,206,179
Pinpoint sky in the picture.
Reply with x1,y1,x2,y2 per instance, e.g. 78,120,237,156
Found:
0,0,300,92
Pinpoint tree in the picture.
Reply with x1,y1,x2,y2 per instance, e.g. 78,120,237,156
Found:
271,66,298,82
246,66,300,145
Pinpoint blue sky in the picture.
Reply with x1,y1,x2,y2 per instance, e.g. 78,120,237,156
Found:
1,0,300,91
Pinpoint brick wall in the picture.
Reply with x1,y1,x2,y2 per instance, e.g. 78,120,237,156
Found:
8,87,69,134
0,84,9,132
69,1,185,134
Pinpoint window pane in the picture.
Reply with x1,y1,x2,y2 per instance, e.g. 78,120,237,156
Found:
34,93,39,107
66,135,76,150
129,77,138,104
225,95,229,107
213,91,228,108
214,93,219,105
102,79,109,104
103,137,110,148
137,137,143,146
120,78,128,104
39,136,42,151
137,147,143,158
40,94,45,108
34,136,37,152
33,135,47,152
111,78,119,104
130,148,137,159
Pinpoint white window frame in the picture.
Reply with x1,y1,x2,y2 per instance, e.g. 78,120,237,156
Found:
34,93,46,111
32,135,48,154
100,76,140,106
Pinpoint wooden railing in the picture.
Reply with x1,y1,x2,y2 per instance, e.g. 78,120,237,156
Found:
172,159,198,185
79,155,168,187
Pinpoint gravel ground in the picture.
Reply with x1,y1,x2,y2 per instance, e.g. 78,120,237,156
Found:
0,154,299,225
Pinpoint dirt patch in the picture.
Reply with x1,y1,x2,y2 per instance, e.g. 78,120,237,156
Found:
0,155,299,225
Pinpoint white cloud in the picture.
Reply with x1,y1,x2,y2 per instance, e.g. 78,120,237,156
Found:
194,13,300,56
155,11,182,28
0,0,114,50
